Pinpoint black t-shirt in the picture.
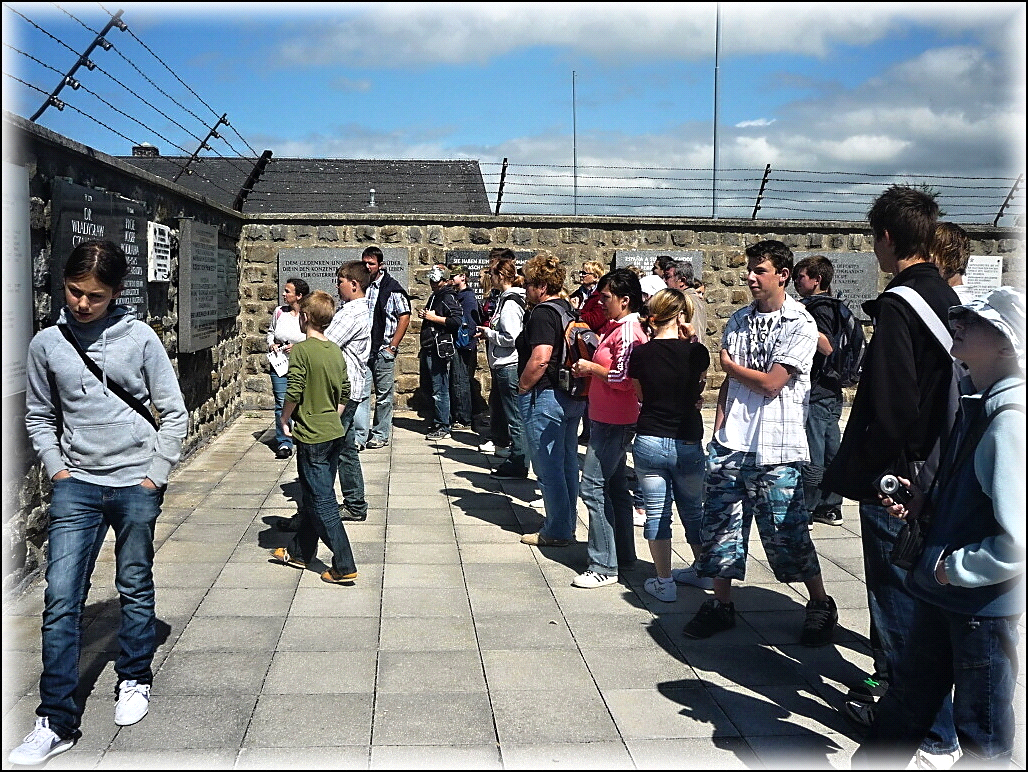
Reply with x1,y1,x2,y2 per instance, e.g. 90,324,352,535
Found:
629,339,710,440
515,300,571,390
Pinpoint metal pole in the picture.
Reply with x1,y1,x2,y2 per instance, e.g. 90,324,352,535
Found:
712,3,721,219
993,172,1023,226
573,70,578,216
494,157,509,215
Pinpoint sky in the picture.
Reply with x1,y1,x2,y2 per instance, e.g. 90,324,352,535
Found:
3,2,1026,221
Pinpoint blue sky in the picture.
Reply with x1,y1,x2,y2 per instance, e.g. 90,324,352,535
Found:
3,2,1025,220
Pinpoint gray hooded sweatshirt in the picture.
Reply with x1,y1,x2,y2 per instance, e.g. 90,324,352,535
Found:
25,305,188,487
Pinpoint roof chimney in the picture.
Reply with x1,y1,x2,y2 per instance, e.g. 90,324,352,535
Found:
132,143,159,157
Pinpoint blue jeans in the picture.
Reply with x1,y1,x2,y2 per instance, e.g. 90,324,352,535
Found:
488,368,511,448
802,390,843,515
39,477,164,740
859,502,958,754
633,435,705,544
424,348,451,430
271,371,292,449
291,437,357,576
581,420,636,575
854,601,1018,767
450,348,476,425
490,364,529,472
519,388,585,541
337,399,367,516
355,350,397,446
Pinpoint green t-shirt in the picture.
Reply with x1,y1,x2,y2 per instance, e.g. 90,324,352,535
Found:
284,338,346,445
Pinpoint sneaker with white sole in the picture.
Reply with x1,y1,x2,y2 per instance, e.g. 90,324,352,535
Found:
114,679,151,726
913,748,962,770
8,717,75,765
478,440,496,453
571,570,618,589
671,564,714,590
644,576,677,602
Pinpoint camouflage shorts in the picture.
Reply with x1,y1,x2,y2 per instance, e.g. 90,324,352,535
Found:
698,440,822,583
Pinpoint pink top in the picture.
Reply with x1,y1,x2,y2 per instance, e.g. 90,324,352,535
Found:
587,313,648,425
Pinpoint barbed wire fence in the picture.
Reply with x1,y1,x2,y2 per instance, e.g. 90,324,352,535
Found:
480,162,1025,226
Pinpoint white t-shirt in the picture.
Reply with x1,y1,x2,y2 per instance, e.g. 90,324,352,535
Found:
718,309,784,453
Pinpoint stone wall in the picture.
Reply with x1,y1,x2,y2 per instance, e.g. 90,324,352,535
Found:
238,214,1026,410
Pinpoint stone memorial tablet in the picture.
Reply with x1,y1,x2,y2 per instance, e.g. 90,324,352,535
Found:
614,249,703,281
964,255,1003,299
444,249,533,297
278,247,409,299
218,247,240,319
791,252,878,321
179,220,219,352
4,162,33,398
50,179,148,323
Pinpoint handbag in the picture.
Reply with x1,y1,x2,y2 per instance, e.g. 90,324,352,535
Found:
58,325,159,430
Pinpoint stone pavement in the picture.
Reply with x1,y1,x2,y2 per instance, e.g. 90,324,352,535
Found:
3,410,1024,770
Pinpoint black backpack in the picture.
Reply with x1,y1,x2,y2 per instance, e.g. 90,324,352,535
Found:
806,296,867,387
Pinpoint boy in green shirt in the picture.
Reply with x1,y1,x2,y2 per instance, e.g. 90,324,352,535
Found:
270,290,358,584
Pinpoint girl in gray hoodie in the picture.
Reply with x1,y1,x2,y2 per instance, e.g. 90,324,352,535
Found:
11,240,188,766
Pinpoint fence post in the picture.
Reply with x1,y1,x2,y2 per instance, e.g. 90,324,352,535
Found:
752,164,771,219
494,158,508,216
993,173,1023,227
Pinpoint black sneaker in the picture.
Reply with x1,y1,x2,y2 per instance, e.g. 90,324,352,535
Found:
426,428,450,440
451,421,471,430
274,445,292,459
339,504,367,522
847,674,889,703
276,513,300,531
800,595,838,646
812,508,844,526
842,698,875,728
491,464,529,480
682,599,736,639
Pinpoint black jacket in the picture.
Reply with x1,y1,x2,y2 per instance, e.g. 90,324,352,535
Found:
824,261,960,502
369,271,410,362
419,286,462,350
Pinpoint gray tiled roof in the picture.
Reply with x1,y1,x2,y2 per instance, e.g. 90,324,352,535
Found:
117,156,492,215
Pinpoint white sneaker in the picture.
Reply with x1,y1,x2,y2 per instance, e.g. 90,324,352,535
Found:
478,440,496,453
114,679,151,726
671,564,714,590
644,577,678,602
530,497,545,509
571,570,618,589
8,717,75,765
633,508,647,527
914,748,962,770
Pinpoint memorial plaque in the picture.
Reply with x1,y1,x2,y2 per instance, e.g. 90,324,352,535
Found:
279,248,409,300
614,249,703,281
3,162,33,398
51,179,148,323
147,222,172,282
217,247,240,319
178,220,219,352
444,249,534,297
964,255,1003,299
791,252,878,321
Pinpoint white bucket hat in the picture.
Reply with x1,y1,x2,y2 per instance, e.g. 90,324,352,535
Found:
948,286,1026,372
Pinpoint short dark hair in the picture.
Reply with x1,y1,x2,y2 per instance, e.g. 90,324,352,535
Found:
745,240,793,275
361,246,384,264
668,259,695,283
64,240,129,289
284,276,310,297
793,255,834,292
338,260,372,291
867,185,939,262
597,268,643,313
653,255,675,273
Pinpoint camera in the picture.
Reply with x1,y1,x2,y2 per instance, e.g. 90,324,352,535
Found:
874,473,912,506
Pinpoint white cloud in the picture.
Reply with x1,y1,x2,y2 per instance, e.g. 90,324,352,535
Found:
735,118,776,128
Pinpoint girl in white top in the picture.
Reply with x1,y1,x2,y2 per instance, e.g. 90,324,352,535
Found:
267,277,309,457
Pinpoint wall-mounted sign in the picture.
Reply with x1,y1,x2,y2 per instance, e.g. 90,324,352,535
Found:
614,249,703,281
3,162,33,398
790,252,879,321
51,179,148,323
278,248,409,300
178,220,219,352
443,250,534,297
218,247,240,319
147,222,172,282
964,255,1004,299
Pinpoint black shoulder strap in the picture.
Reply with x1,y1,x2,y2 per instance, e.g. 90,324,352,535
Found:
58,325,159,430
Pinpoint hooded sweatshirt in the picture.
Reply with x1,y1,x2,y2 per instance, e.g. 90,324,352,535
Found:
25,305,188,487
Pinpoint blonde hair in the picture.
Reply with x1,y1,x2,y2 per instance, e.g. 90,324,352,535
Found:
300,290,337,331
930,222,971,280
647,288,693,329
522,251,566,295
581,260,604,278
